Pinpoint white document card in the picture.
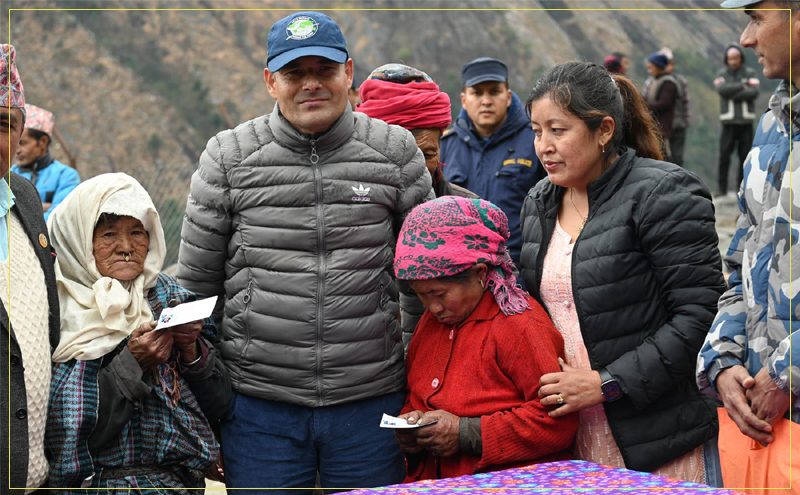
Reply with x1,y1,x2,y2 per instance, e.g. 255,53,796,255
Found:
155,296,218,330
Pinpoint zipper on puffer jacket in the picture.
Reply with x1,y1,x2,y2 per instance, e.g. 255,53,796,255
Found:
380,282,390,359
311,138,326,406
310,139,320,165
237,279,254,363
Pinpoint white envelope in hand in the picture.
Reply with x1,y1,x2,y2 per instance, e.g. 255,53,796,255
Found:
155,296,218,330
379,413,437,429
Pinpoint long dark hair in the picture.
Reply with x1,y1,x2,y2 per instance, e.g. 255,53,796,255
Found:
525,61,663,165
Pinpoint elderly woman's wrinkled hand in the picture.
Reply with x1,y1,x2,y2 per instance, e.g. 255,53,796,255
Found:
414,410,461,457
538,358,604,418
395,410,425,455
128,321,173,372
170,320,203,363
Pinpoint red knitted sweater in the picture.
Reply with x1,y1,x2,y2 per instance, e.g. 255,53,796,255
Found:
402,291,578,481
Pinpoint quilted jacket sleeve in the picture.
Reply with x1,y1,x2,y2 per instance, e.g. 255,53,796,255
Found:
393,129,432,340
605,170,726,408
177,133,234,322
395,131,433,224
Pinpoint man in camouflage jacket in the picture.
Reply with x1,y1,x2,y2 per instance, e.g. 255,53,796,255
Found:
697,0,799,444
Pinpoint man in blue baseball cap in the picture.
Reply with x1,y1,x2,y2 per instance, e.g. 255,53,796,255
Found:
697,0,800,480
178,10,430,492
440,57,545,282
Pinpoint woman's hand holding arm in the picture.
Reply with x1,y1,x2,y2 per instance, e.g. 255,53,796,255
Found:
475,316,579,471
539,358,604,417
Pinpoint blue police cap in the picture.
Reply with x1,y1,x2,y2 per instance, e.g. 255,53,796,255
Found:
461,57,508,88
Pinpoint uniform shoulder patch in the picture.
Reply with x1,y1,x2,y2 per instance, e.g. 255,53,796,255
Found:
442,128,455,138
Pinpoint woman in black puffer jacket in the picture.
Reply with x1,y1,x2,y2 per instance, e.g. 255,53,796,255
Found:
519,61,725,485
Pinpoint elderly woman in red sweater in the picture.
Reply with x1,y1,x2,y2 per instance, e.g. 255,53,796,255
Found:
394,196,578,481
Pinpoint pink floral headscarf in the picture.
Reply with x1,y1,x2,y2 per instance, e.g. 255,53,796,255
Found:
395,196,530,316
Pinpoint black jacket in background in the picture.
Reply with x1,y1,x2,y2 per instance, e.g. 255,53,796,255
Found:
714,42,760,125
519,148,725,472
1,174,60,493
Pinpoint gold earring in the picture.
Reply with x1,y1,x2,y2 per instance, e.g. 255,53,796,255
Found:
602,142,605,154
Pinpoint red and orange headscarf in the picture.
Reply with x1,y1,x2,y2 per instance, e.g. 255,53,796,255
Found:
357,63,451,133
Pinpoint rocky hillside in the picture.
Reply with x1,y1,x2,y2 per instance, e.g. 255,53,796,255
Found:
5,0,761,263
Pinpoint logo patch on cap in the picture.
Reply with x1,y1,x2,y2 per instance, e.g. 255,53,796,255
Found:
286,16,319,40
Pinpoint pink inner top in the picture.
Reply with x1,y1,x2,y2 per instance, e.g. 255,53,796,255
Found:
540,218,704,484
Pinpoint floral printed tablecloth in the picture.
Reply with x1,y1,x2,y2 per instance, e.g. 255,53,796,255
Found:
342,460,742,494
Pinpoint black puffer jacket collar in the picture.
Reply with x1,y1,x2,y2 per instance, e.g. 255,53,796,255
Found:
529,147,637,214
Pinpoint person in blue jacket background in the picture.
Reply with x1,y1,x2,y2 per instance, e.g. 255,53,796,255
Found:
12,103,80,222
441,57,545,278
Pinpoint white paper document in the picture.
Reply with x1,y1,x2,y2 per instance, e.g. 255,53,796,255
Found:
379,413,437,429
155,296,218,330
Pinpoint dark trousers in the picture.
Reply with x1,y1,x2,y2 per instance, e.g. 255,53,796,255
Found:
668,127,687,167
718,123,754,194
221,390,405,494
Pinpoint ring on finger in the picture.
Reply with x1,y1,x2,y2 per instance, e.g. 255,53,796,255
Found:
556,394,564,406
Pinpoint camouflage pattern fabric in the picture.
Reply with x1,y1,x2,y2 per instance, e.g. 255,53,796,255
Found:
696,80,800,422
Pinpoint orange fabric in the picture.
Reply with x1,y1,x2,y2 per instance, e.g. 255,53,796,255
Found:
401,291,578,481
718,407,800,494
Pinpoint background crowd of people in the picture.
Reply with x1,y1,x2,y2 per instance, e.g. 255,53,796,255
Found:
1,0,798,494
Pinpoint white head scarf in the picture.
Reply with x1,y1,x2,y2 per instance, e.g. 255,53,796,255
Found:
49,173,167,362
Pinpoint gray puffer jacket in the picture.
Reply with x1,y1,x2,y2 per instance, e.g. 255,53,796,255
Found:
177,103,431,408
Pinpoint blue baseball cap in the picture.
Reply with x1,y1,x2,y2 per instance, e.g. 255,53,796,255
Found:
267,11,349,72
461,57,508,87
721,0,795,6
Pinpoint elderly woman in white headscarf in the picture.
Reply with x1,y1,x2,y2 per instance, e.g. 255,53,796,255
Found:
44,173,230,493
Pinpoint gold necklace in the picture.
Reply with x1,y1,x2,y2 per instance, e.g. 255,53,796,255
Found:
569,188,588,233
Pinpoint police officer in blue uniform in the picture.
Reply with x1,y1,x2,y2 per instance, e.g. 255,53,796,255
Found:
441,58,545,278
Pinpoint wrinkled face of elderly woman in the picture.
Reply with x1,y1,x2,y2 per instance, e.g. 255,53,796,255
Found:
408,264,488,325
92,214,150,281
411,128,441,176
